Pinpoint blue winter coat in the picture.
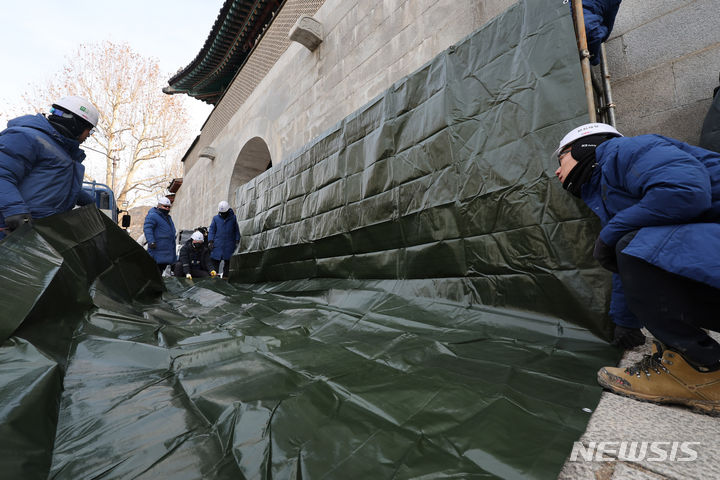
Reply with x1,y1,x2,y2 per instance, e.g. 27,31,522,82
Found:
581,134,720,289
0,114,93,236
578,0,622,65
208,209,240,261
143,207,177,264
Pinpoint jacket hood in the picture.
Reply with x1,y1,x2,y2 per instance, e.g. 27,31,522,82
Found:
8,114,85,161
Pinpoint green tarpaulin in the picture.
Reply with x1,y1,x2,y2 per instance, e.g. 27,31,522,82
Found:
0,1,621,479
230,0,609,339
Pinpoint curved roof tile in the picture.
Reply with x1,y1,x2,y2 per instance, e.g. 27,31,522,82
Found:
164,0,283,105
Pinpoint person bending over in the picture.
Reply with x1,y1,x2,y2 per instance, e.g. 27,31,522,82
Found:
553,122,720,415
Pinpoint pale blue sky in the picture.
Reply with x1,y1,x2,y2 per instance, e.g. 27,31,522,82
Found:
0,0,223,131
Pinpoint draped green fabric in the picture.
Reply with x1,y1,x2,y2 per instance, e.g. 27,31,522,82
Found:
0,2,620,479
231,0,610,339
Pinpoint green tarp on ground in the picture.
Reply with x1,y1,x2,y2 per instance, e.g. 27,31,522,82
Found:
1,207,618,480
0,1,621,479
0,206,164,479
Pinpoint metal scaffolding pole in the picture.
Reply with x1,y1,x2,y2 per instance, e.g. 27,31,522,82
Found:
571,0,597,122
599,43,617,126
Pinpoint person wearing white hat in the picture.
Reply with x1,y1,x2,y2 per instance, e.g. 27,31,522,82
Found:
555,123,645,349
172,229,216,279
208,200,240,278
143,196,177,273
554,122,720,415
0,95,100,239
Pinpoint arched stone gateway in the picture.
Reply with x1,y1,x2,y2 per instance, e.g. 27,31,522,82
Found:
228,137,272,206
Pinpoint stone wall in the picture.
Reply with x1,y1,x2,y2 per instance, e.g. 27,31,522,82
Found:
182,0,326,174
172,0,720,230
173,0,506,229
606,0,720,142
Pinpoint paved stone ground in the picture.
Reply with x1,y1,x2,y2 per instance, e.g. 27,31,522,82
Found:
558,331,720,480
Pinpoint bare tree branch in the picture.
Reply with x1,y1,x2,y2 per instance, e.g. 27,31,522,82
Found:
21,41,192,211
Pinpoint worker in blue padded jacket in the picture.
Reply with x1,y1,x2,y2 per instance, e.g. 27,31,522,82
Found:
0,95,98,239
553,122,720,416
143,197,177,273
208,200,240,278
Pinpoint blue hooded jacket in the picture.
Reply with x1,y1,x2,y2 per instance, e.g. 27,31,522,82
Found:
0,114,92,235
208,208,240,261
143,207,177,264
581,134,720,289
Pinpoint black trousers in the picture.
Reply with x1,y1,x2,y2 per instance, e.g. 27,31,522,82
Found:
616,232,720,367
172,262,210,278
212,259,231,278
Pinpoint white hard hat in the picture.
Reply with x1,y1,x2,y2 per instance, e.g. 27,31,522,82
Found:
191,231,204,242
553,123,622,158
53,96,99,127
218,201,230,213
158,197,172,206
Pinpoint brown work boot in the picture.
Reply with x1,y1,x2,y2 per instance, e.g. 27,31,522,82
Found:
597,342,720,416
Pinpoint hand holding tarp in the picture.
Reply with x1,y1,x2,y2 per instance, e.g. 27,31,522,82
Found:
5,213,32,232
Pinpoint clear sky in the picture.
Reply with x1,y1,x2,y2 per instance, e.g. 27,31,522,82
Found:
0,0,224,133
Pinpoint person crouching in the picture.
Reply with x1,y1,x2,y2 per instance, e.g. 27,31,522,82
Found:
173,231,216,279
553,122,720,415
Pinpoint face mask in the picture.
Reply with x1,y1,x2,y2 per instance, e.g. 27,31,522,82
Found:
219,211,229,219
562,160,597,197
192,242,202,249
561,134,612,197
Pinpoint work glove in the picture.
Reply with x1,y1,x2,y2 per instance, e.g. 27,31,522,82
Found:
4,213,32,232
185,273,192,279
610,325,646,349
593,237,618,273
208,241,214,251
210,270,217,277
148,242,157,249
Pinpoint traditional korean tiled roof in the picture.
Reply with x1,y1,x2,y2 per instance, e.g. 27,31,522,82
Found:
164,0,284,105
